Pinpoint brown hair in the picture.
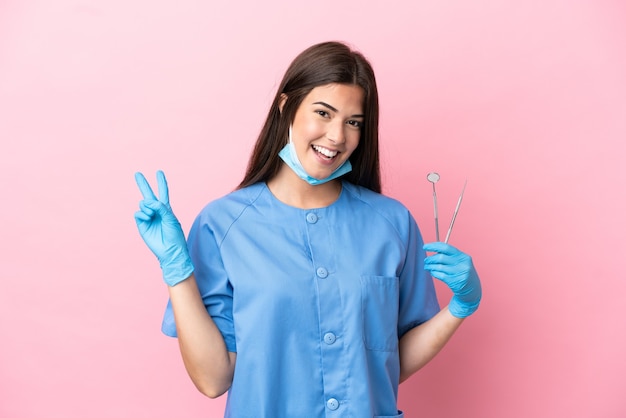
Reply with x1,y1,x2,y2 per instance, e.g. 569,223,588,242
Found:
237,41,381,193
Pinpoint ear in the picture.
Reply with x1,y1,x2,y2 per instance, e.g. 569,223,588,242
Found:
278,93,287,114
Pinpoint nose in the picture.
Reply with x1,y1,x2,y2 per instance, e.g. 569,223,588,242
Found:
326,120,346,144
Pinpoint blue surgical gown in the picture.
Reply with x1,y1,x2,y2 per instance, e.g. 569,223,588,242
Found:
162,181,440,418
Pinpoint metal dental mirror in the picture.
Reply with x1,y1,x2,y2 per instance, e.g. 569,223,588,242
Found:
427,173,467,243
426,172,440,241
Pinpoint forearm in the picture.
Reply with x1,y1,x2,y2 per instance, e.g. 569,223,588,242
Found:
398,305,464,383
168,274,236,398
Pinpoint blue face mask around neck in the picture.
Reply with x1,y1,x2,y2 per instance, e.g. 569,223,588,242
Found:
278,126,352,185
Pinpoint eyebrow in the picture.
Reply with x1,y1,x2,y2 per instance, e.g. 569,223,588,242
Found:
312,101,364,118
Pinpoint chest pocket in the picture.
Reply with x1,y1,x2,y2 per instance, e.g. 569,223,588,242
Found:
360,275,400,351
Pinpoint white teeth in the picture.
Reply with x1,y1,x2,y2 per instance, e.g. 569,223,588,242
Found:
312,145,338,158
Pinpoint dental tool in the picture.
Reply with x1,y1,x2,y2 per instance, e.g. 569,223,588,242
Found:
426,173,467,243
426,172,440,242
444,179,467,244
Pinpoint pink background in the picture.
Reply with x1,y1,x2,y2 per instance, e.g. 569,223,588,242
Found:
1,1,625,417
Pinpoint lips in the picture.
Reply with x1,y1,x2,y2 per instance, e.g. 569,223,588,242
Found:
312,144,338,160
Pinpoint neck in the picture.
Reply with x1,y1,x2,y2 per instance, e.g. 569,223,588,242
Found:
267,164,342,209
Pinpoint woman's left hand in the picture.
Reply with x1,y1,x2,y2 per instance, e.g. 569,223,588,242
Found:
423,242,482,318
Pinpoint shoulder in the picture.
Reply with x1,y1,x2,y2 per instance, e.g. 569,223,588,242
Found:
191,183,265,237
203,182,265,213
341,182,416,232
342,182,411,217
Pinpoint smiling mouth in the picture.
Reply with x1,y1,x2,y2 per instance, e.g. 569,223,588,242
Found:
312,145,339,160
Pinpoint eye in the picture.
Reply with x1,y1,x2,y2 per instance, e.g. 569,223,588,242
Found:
315,110,330,118
347,119,363,128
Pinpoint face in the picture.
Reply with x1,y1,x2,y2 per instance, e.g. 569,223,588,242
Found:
288,83,365,181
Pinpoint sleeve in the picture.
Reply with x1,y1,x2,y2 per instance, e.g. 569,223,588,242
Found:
397,212,441,338
161,210,237,353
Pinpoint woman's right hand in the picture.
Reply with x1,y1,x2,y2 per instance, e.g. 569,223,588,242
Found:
134,170,194,286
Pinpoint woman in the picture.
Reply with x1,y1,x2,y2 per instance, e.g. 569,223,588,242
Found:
134,41,481,418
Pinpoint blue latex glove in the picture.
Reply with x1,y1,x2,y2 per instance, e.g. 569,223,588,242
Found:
423,242,482,318
134,170,194,286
